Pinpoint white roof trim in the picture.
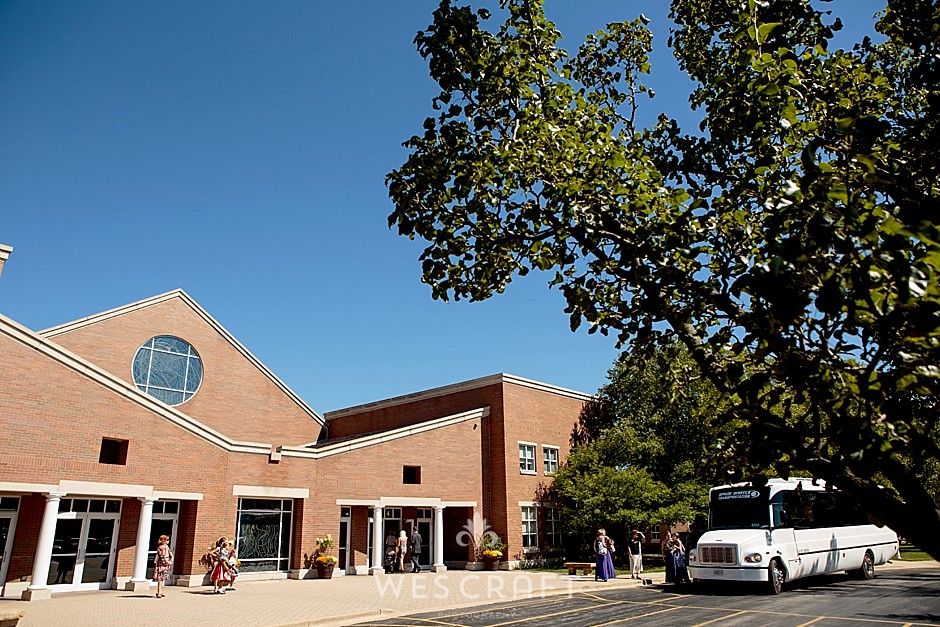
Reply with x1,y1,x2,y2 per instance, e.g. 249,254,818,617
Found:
0,312,273,456
283,407,489,460
336,499,381,507
37,289,325,427
0,480,202,500
233,485,309,499
325,373,592,420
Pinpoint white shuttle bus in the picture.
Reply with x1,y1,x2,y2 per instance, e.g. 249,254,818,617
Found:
688,478,898,594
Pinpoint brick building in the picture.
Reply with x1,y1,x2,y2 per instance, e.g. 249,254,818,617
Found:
0,247,590,600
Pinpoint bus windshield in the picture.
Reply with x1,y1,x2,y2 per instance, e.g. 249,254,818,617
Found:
709,486,771,530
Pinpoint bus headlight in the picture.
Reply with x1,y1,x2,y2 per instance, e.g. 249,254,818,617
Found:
744,553,763,563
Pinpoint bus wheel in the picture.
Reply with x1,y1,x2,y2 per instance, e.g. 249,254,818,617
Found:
854,551,875,580
767,559,785,595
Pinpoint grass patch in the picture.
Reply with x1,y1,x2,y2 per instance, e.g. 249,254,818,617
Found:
898,544,934,562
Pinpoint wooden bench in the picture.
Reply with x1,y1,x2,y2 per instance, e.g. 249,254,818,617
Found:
564,562,594,576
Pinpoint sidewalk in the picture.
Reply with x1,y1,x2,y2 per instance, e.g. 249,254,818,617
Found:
0,569,651,627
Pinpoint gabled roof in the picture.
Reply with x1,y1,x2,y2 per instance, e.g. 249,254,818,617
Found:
0,312,271,454
2,310,486,460
39,289,325,427
324,372,593,420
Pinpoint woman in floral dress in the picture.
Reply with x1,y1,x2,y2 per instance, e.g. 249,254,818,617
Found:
154,534,173,598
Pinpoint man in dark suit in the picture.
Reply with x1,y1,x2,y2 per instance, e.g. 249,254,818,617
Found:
410,528,423,573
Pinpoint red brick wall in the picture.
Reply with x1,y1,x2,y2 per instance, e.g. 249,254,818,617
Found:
326,385,498,438
43,296,323,445
499,382,586,561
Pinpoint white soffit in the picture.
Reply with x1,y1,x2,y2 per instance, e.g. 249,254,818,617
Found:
233,485,310,499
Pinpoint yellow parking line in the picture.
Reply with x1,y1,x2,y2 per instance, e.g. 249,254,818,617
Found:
434,596,571,619
591,605,684,626
691,610,750,626
795,618,826,627
487,602,623,626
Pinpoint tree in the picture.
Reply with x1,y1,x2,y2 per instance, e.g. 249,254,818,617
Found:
550,343,722,535
387,0,940,558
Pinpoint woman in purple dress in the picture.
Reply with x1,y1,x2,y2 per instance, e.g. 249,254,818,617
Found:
594,529,617,581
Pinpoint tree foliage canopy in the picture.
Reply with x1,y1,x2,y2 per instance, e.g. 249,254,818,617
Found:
387,0,940,557
551,343,722,534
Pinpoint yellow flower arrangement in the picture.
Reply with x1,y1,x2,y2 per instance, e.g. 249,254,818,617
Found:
315,555,338,564
482,549,503,559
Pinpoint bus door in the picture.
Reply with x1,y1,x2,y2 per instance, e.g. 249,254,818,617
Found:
782,489,832,577
772,495,802,577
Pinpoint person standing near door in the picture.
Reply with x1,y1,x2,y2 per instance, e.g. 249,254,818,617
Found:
410,527,423,573
153,534,173,598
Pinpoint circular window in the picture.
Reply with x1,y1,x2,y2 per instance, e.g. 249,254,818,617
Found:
132,336,203,406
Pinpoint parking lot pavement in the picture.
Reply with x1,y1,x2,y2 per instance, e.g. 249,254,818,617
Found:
355,561,940,627
3,569,652,627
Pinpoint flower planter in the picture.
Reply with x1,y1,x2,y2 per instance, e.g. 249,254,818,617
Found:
315,563,335,580
484,557,501,571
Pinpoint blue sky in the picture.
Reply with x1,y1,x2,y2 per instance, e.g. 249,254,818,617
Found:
0,0,885,413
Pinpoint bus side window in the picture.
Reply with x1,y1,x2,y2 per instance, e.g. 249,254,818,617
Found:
772,503,788,527
782,491,812,528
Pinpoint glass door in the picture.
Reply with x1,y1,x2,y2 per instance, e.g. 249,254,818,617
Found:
146,502,179,581
338,507,350,573
79,517,117,585
417,509,433,569
0,503,19,596
48,498,121,591
367,508,373,569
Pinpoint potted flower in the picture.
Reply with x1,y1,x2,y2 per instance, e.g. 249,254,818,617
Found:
482,548,503,570
313,534,337,579
478,534,506,571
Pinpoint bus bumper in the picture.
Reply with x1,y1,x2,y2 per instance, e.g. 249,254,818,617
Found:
688,565,767,582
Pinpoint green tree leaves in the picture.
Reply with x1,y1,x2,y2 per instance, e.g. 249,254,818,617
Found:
388,0,940,558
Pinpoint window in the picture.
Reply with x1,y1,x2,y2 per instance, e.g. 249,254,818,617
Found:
519,443,536,473
650,525,660,543
132,336,203,406
545,507,562,548
521,506,538,549
403,466,421,484
98,438,128,465
543,446,559,474
235,498,293,573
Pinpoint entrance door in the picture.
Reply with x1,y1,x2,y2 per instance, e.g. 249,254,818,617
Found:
339,507,350,574
416,509,433,569
48,498,121,591
0,504,18,597
146,501,179,581
367,508,373,569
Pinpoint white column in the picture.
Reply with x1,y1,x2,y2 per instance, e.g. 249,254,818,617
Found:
126,497,156,591
369,506,384,575
432,505,446,573
22,492,66,601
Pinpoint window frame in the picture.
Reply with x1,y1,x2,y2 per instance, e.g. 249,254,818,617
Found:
545,506,562,549
521,505,539,551
542,445,559,475
518,442,537,474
